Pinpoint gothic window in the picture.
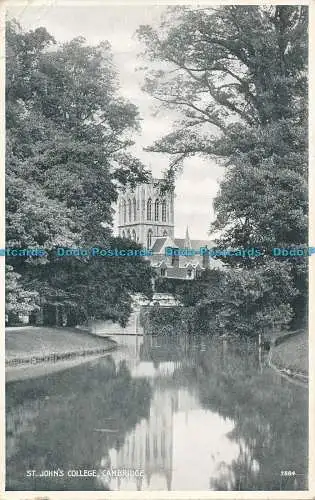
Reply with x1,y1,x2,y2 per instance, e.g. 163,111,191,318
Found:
163,230,168,237
161,431,166,458
122,230,125,238
147,198,152,220
127,229,131,239
147,229,153,248
145,433,150,459
132,229,136,241
119,201,122,223
131,435,135,460
162,200,167,222
133,198,137,221
187,269,193,278
123,200,126,223
153,435,158,458
155,199,160,221
128,199,132,222
161,267,166,277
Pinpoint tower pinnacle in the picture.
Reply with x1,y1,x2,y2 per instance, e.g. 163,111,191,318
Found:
185,226,191,248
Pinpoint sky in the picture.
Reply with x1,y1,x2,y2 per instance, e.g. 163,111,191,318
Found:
7,2,223,240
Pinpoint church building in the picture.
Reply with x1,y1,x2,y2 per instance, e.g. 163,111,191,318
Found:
117,177,219,280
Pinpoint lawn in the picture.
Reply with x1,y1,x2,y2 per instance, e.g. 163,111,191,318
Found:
6,326,116,362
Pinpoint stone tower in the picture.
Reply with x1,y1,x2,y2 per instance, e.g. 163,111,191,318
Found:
117,178,174,248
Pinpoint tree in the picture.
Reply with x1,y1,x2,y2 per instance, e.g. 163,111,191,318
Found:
137,6,307,247
24,237,154,327
137,6,308,327
5,265,39,321
6,21,152,324
212,260,297,337
6,21,149,247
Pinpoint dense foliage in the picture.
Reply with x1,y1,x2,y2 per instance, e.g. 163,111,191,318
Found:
6,21,153,324
138,6,308,333
5,265,39,319
143,259,297,337
140,305,197,336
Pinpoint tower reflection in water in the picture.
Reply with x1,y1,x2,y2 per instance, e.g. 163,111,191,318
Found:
97,334,258,491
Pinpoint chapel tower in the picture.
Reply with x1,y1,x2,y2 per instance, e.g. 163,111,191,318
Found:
117,177,174,249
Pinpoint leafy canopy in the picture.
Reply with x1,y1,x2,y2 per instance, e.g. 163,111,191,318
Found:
6,21,153,322
137,6,308,250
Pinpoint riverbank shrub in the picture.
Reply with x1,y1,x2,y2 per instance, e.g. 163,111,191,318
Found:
140,305,198,336
211,261,297,337
152,260,298,339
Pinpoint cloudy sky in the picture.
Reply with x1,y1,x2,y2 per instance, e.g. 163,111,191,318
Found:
7,2,223,240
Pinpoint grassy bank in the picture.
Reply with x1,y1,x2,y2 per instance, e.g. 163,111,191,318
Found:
6,326,117,383
270,330,308,377
6,326,116,363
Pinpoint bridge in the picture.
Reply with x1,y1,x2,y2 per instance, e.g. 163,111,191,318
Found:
87,311,143,337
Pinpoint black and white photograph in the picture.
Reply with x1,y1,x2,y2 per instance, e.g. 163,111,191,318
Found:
2,0,312,495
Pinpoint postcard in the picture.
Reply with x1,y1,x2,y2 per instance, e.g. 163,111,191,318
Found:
1,1,313,498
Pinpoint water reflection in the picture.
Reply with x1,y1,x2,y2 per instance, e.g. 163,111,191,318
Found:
100,388,253,491
6,357,152,490
6,333,308,491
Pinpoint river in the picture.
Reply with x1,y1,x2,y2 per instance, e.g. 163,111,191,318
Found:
6,333,308,491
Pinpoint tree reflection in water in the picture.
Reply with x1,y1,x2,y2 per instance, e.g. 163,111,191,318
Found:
6,357,152,490
138,334,307,491
6,334,308,491
192,342,308,491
